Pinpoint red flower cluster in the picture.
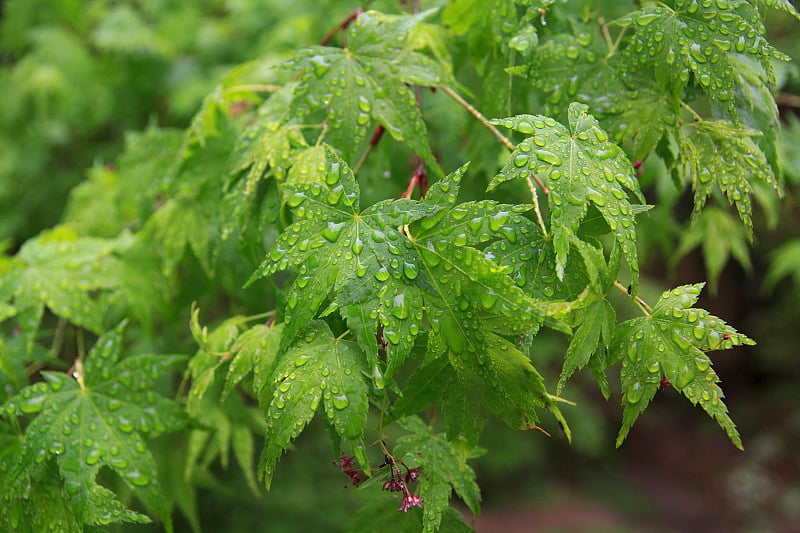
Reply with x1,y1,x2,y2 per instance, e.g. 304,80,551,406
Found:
380,458,423,512
334,453,423,512
399,493,424,512
332,454,363,488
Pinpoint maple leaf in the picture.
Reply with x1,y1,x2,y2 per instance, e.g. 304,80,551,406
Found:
592,72,678,162
728,53,782,180
260,320,369,489
0,228,125,353
286,10,449,169
675,207,752,294
394,416,481,532
507,33,623,114
763,239,800,294
756,0,800,18
229,83,308,195
490,102,645,290
184,310,280,495
248,147,437,372
614,0,789,112
678,119,780,234
0,321,186,526
610,284,754,450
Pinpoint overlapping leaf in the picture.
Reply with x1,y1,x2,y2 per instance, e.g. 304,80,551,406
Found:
611,284,754,449
229,83,307,194
0,322,186,526
507,34,619,114
679,119,779,234
261,321,369,489
614,0,789,111
248,147,437,367
675,207,752,294
0,229,124,353
490,102,644,289
287,10,448,168
592,73,678,162
394,416,481,532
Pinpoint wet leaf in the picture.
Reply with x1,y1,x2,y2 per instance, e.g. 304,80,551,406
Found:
490,103,644,291
611,284,754,450
0,322,186,526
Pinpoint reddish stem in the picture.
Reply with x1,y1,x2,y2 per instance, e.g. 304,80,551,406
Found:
400,166,428,199
321,8,363,46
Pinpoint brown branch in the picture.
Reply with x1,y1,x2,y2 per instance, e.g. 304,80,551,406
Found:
321,8,364,46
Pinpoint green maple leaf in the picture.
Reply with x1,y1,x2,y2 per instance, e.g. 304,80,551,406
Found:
287,10,448,169
507,33,621,114
763,239,800,293
0,228,124,353
490,102,644,290
229,82,308,194
0,321,186,526
261,320,369,489
185,311,279,495
394,416,481,532
611,284,754,450
728,53,782,179
756,0,800,18
675,207,752,294
614,0,789,111
248,146,437,378
593,72,678,162
394,168,574,441
679,119,780,234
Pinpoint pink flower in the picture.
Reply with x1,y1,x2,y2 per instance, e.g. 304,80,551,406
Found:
398,493,424,512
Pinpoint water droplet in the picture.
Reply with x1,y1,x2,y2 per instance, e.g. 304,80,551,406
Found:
331,394,349,410
480,292,498,309
125,469,150,487
635,12,661,26
403,262,419,280
322,221,346,242
535,150,563,166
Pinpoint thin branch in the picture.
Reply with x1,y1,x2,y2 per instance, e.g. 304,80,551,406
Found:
223,84,281,95
321,8,363,46
353,125,386,174
526,176,549,238
440,85,516,151
610,25,628,56
599,17,614,51
614,280,653,318
776,92,800,108
48,317,67,361
680,100,705,123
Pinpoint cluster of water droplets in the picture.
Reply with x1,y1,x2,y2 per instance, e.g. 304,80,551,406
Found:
524,34,598,107
688,122,779,234
491,105,640,280
488,232,570,302
419,201,533,248
266,323,367,450
619,0,785,106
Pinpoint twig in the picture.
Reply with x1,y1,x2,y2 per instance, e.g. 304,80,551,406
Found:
353,125,385,174
48,317,67,361
526,176,549,238
401,165,428,199
614,280,653,318
439,85,516,151
776,92,800,108
223,84,281,95
321,8,363,46
599,17,614,51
